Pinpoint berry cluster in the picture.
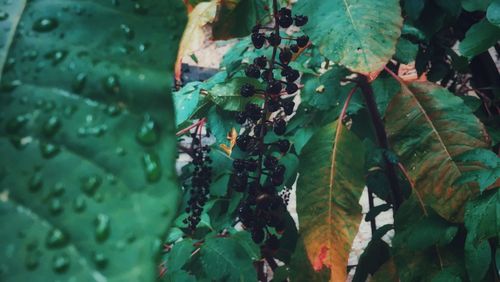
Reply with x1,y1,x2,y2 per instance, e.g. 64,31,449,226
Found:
230,5,308,251
183,133,212,232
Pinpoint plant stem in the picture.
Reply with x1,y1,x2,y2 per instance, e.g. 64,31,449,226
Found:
255,0,279,183
356,75,403,211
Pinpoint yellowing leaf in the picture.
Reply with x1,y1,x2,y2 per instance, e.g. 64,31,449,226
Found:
385,81,491,222
219,128,238,156
296,121,365,281
175,0,218,81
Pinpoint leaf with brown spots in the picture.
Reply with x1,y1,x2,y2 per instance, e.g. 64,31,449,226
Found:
385,81,491,222
296,120,365,281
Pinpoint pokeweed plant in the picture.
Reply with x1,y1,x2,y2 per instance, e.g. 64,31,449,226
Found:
169,0,499,281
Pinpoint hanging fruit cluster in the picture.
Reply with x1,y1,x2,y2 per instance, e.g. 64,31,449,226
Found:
229,5,308,251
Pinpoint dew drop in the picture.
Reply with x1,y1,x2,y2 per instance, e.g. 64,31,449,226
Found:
142,152,161,183
46,228,68,248
102,74,120,94
115,147,126,156
0,12,9,21
92,252,108,269
81,175,102,196
136,115,159,146
28,172,43,192
45,50,68,65
72,72,87,93
52,253,70,273
40,141,60,159
73,196,86,212
133,3,148,15
42,116,62,137
5,115,27,134
94,214,111,242
33,18,59,32
24,252,39,270
49,198,63,215
106,105,121,116
51,183,65,196
120,24,134,40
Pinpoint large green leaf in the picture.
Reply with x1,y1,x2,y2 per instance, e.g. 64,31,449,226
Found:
295,0,403,74
454,149,500,191
296,120,365,281
385,81,491,222
0,0,185,280
199,235,257,281
391,198,467,282
459,19,500,59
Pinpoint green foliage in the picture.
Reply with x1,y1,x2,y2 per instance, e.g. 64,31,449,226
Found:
295,0,402,74
459,19,500,59
0,0,185,280
3,0,500,281
454,149,500,191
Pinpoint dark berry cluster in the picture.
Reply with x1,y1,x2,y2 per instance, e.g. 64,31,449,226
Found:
183,133,212,232
230,6,308,251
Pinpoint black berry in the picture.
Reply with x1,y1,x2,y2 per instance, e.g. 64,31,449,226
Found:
245,64,261,79
251,33,265,49
266,80,282,95
297,35,309,48
294,15,308,26
286,82,298,94
274,119,287,135
276,140,290,153
268,32,281,46
279,48,292,65
254,56,267,69
240,83,255,97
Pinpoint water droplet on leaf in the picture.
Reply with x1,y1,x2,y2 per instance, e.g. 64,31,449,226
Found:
94,214,110,242
49,198,63,215
81,175,101,196
40,142,60,159
42,116,62,137
73,196,86,212
136,115,159,145
52,253,70,273
33,18,59,32
46,228,68,248
0,12,9,21
142,152,161,183
72,72,87,93
28,172,43,192
92,252,108,269
102,74,120,94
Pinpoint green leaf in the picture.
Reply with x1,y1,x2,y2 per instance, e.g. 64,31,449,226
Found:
464,189,500,244
405,0,427,20
208,76,263,111
301,66,352,110
174,81,203,126
454,149,500,191
459,19,500,59
164,239,196,273
200,235,257,282
461,0,492,11
395,38,419,64
431,268,463,282
0,0,185,280
385,81,491,222
394,210,458,251
296,120,365,281
464,239,491,282
206,105,240,147
212,0,269,40
392,198,466,281
295,0,403,74
487,0,500,27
